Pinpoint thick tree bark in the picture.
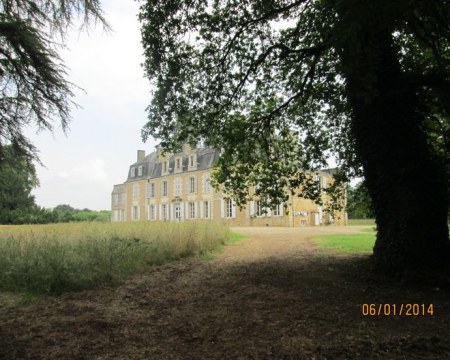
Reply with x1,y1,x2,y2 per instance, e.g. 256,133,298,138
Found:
335,1,450,278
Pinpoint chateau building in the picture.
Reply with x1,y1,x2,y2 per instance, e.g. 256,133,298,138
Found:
111,144,347,226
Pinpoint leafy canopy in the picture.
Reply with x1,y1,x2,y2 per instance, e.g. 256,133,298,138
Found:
0,0,108,164
139,0,450,210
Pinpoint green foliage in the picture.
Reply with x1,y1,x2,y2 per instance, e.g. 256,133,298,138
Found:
0,0,108,163
0,145,40,224
0,221,230,295
346,181,374,219
315,234,376,254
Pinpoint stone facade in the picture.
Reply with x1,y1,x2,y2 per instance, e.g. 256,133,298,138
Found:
111,145,347,226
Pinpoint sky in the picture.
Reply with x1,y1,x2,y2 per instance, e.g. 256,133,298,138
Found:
26,0,156,211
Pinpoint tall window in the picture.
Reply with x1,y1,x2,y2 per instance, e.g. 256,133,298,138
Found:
204,201,210,219
226,199,233,218
256,201,263,216
162,204,168,220
175,205,181,219
133,206,139,220
133,184,139,200
203,173,210,193
131,167,135,177
162,181,168,197
190,155,194,167
314,175,321,191
150,183,156,198
120,193,125,205
163,161,167,173
174,178,181,196
138,165,143,176
189,177,196,193
113,194,119,206
146,183,150,198
176,158,181,170
150,205,156,220
189,202,196,219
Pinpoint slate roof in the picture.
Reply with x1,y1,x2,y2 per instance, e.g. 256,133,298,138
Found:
125,147,220,183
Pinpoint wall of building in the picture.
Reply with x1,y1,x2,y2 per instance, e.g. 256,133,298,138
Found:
112,147,347,227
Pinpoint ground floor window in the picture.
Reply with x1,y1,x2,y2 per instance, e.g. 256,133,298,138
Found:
162,204,168,220
301,220,306,227
175,205,181,219
256,201,263,217
204,201,210,219
133,206,139,220
189,202,196,219
150,205,156,220
272,203,282,216
226,199,233,218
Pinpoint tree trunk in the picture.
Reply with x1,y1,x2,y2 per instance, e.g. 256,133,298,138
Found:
334,0,450,278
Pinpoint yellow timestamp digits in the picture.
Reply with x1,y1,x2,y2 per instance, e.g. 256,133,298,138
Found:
362,303,434,316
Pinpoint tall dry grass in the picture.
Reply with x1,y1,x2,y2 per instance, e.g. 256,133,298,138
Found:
0,221,229,295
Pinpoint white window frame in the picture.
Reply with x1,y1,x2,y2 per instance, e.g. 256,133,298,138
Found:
133,206,139,220
162,204,168,220
190,155,194,167
138,165,143,176
162,181,168,197
146,183,150,198
301,220,307,227
189,202,196,219
113,194,119,206
189,177,196,194
226,199,233,218
174,178,181,196
131,167,136,177
272,203,282,216
120,193,125,205
133,184,139,201
256,201,264,217
203,173,210,193
150,183,156,198
176,158,181,170
150,205,156,220
204,201,210,219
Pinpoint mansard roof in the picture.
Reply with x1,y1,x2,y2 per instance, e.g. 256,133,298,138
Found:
125,147,220,182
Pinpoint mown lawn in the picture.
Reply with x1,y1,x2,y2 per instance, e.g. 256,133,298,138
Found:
315,233,376,254
347,219,376,226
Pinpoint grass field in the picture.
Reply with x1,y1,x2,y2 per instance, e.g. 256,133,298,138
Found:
315,233,376,254
347,219,376,226
0,222,230,295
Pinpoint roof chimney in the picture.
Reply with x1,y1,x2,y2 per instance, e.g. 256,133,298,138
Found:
137,150,145,161
182,142,192,155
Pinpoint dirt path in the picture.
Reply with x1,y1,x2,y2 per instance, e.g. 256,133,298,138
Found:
1,226,450,359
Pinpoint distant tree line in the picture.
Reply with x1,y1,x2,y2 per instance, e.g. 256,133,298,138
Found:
0,144,110,225
346,181,375,220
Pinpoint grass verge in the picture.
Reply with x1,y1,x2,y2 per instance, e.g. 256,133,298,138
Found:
348,219,376,226
200,232,248,261
0,222,229,295
315,233,376,254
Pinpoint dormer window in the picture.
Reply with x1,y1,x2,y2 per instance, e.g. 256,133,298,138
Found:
176,158,181,170
131,167,136,177
138,165,143,176
188,154,197,170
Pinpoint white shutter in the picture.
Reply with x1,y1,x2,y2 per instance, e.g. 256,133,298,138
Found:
323,177,327,189
130,206,133,220
186,177,190,194
221,199,225,218
267,208,272,217
209,201,213,219
232,201,236,218
137,206,141,220
159,204,162,220
170,203,174,221
249,201,255,217
202,174,205,193
194,201,198,219
160,182,163,197
200,201,204,219
194,176,197,193
185,202,189,219
180,203,184,220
